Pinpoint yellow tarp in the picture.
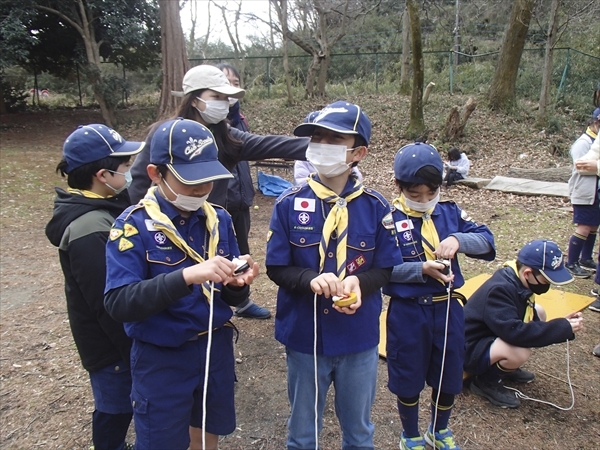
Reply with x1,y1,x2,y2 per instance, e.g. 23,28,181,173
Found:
378,273,594,358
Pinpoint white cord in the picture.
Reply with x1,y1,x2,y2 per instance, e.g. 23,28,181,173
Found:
313,292,319,449
431,268,453,436
202,282,216,450
504,340,575,411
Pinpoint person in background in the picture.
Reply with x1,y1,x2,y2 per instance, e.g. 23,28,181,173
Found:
46,124,144,450
464,240,583,408
573,132,600,357
383,143,495,450
215,62,270,319
443,147,470,187
293,110,363,185
565,108,600,278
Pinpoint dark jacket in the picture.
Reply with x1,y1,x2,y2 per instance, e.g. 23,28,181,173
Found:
226,102,255,211
45,188,132,372
463,266,574,373
129,121,309,207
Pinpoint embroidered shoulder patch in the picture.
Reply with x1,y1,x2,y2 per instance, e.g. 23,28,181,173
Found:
109,228,123,241
382,212,395,230
118,238,134,252
124,224,139,237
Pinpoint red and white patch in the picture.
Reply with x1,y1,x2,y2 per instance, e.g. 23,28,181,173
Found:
294,198,316,212
395,219,414,232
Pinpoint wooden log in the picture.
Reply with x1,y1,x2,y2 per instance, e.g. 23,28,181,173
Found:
506,166,572,183
423,82,436,104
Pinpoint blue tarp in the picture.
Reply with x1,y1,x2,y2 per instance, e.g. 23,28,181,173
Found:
257,171,293,197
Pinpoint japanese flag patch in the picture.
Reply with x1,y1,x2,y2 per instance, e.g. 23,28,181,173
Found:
395,219,414,232
294,198,316,212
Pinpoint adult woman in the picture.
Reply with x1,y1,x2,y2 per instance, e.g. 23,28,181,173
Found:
129,65,308,208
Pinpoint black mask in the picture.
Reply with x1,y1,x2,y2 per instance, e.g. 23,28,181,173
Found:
527,275,550,295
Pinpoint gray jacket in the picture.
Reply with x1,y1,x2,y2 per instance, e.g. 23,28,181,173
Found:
568,132,597,205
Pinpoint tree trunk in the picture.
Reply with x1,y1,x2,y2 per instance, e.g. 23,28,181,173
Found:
316,54,330,97
507,166,571,183
275,0,294,104
537,0,561,127
406,0,425,137
399,8,411,94
157,0,190,120
305,54,320,98
488,0,536,110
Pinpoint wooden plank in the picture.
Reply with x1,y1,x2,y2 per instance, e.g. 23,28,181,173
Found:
483,176,569,198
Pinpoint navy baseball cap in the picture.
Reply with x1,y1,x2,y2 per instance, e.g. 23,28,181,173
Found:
150,118,232,185
293,101,372,144
63,124,145,173
394,142,443,183
517,239,573,285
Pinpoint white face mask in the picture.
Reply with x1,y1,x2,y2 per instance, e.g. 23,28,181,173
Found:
228,97,238,107
195,98,230,124
403,192,440,212
105,170,132,195
159,179,208,212
306,143,352,178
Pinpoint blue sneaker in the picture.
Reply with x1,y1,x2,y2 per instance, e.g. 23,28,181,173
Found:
234,301,271,319
400,432,426,450
424,426,460,450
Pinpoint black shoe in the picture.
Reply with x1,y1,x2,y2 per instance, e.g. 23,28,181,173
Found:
588,297,600,312
470,377,520,408
591,288,599,297
579,259,597,271
565,262,592,279
503,368,535,383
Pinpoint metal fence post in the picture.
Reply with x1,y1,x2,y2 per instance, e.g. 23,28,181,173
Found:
266,57,271,99
375,52,379,93
449,51,453,94
556,48,570,103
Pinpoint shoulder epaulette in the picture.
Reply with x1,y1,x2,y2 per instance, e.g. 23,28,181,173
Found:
123,203,145,221
276,184,303,204
362,187,389,207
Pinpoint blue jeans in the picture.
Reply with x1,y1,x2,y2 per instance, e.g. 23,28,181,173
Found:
285,346,378,450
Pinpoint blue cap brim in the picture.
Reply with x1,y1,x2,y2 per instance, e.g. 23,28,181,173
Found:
293,122,359,137
539,267,574,286
113,140,146,156
168,161,233,185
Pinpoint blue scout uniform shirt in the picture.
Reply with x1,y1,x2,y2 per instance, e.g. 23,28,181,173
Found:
266,176,403,356
383,200,495,299
105,194,239,347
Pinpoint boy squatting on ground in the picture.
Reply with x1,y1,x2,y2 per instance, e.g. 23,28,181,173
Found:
103,118,258,450
382,143,495,450
45,124,144,450
464,239,584,408
266,101,404,450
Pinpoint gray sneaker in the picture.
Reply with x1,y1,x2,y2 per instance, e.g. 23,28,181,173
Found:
579,259,597,271
470,377,520,408
565,262,592,279
588,297,600,312
503,368,535,383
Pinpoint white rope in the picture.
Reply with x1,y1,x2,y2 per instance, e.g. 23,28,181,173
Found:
505,340,575,411
313,291,319,449
201,282,216,449
431,266,453,437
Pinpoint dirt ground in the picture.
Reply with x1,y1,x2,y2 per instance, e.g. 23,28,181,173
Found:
1,104,599,449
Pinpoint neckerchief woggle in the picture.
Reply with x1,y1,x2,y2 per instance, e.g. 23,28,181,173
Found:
307,174,363,279
504,260,535,323
140,186,219,301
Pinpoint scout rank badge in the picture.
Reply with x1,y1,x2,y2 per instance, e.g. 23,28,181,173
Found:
109,223,138,252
